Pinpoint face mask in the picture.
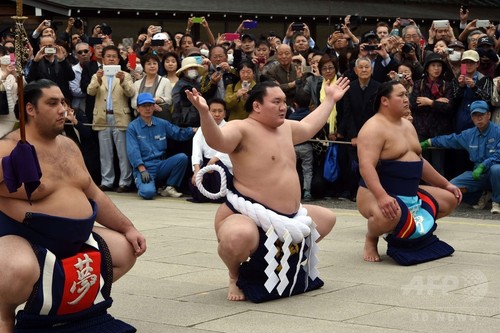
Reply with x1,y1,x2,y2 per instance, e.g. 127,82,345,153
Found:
227,53,234,65
448,51,462,62
200,48,209,57
186,68,199,79
135,64,143,74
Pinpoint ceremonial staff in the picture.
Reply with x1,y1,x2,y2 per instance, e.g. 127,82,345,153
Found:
3,0,42,203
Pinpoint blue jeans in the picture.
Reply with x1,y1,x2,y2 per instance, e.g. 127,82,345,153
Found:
450,164,500,203
133,153,188,199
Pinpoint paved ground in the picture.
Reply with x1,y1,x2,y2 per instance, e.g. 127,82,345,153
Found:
105,193,499,333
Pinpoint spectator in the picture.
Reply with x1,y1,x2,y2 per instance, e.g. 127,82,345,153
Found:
26,36,75,101
81,42,104,122
233,33,257,67
185,17,216,47
69,42,92,110
224,60,256,121
454,50,493,133
190,98,232,202
162,52,181,87
291,32,313,59
87,45,135,193
0,55,18,137
447,40,466,78
421,100,500,214
476,36,498,79
358,31,399,83
410,53,454,175
388,62,415,94
376,22,390,39
131,53,172,119
492,76,500,124
264,43,303,105
288,90,314,201
178,34,195,59
200,45,234,101
127,92,195,199
337,57,380,200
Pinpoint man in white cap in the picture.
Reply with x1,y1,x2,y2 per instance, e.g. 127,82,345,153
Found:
421,100,500,214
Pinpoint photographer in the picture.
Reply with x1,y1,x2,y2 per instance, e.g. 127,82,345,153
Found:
358,31,399,83
26,35,75,101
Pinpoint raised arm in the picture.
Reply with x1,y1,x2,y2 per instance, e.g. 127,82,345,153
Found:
186,88,243,153
291,76,349,144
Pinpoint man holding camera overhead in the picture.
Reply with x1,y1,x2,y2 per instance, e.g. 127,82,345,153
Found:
26,35,75,101
358,31,399,83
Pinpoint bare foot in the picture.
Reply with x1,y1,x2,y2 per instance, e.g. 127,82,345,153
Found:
364,236,381,262
227,277,246,301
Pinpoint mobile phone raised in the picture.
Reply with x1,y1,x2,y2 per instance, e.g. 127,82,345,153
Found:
44,47,57,54
433,20,450,29
243,21,258,29
192,17,203,24
291,23,305,31
476,20,490,28
103,65,121,76
224,33,240,41
364,44,381,51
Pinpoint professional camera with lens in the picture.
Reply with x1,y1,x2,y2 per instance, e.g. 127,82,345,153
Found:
402,42,416,53
74,18,83,29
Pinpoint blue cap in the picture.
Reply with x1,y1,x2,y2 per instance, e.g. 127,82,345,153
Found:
470,100,489,115
137,92,155,106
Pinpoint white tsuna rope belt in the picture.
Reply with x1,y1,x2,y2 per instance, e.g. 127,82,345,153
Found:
196,164,320,296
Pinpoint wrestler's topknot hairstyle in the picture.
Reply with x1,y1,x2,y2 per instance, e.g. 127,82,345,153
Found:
244,81,280,113
373,80,403,112
22,79,59,121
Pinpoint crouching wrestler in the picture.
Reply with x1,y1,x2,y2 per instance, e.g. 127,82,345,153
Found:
186,78,350,302
356,81,461,265
0,80,146,332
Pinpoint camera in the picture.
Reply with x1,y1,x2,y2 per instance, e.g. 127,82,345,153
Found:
44,20,51,27
400,19,411,27
101,23,112,36
241,80,250,90
215,65,222,72
44,47,57,54
257,57,266,64
402,42,416,53
364,44,381,51
268,31,276,37
445,48,454,54
333,24,343,33
74,18,83,29
394,73,404,82
291,23,305,31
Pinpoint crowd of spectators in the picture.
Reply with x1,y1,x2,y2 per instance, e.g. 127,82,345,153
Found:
0,5,498,212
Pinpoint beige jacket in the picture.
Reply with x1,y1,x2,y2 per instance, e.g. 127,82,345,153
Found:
87,71,135,131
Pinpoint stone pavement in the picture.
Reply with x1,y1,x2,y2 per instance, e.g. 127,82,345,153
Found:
107,193,500,333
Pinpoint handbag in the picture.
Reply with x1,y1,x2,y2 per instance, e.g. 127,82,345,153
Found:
323,143,339,182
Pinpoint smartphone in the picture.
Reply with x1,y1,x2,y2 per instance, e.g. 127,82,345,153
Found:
9,53,16,65
44,47,57,54
461,5,468,14
476,20,490,28
88,37,104,46
433,20,450,29
364,44,381,51
192,17,203,24
44,20,51,26
302,65,312,74
151,39,165,46
460,63,467,76
243,21,258,29
291,23,305,31
128,53,137,70
257,57,266,64
224,33,240,41
103,65,121,76
192,55,203,65
400,19,411,26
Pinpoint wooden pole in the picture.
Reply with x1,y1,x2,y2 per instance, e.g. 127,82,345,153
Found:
12,0,28,143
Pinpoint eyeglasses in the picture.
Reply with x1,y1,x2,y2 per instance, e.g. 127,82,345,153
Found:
321,66,336,72
77,49,89,55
